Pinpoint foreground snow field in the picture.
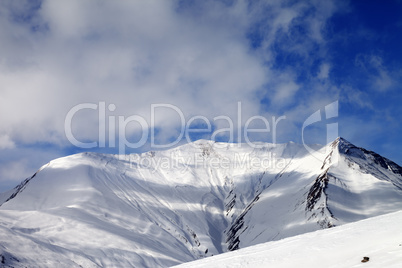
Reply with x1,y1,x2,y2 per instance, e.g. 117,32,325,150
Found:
0,137,401,267
173,210,402,268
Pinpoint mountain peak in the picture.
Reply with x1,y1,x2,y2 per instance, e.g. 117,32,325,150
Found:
328,137,358,157
332,136,353,147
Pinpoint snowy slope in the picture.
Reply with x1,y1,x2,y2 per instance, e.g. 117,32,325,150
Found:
173,209,402,268
230,138,402,249
0,138,401,267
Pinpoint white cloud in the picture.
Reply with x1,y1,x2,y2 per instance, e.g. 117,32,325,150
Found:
272,77,300,105
0,0,346,190
318,63,331,79
0,135,15,149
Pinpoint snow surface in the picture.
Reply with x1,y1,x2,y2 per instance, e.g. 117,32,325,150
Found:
0,138,401,267
173,210,402,268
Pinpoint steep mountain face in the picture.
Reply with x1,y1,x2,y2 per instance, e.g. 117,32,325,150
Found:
0,138,401,267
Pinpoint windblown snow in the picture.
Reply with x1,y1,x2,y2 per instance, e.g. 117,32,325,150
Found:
0,137,401,267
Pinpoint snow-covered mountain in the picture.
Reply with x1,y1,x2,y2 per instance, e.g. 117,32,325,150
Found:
0,137,401,267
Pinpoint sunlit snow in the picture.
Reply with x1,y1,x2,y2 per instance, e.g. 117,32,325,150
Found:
0,138,401,267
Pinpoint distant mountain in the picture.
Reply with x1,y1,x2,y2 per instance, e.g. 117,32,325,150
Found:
1,137,402,267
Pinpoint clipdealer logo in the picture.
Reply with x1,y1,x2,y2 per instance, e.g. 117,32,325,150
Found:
302,100,339,165
64,102,287,154
64,100,339,163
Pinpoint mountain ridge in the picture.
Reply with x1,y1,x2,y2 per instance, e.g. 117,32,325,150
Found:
0,137,402,267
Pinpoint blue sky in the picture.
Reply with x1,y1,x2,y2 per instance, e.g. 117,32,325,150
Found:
0,0,401,192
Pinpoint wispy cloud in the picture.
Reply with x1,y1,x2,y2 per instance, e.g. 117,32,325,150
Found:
355,54,395,91
341,85,374,110
317,63,331,80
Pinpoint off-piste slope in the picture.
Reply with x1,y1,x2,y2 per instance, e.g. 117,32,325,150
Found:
173,209,402,268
